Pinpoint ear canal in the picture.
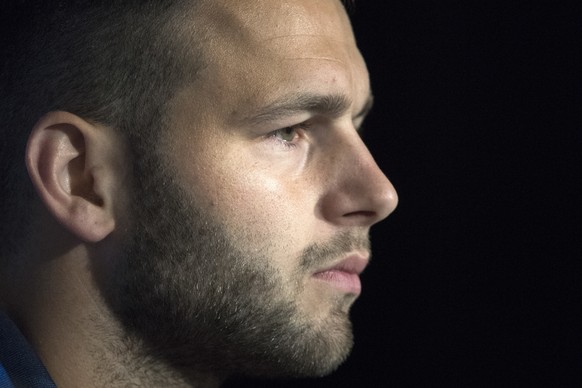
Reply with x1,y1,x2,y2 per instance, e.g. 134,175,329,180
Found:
67,154,105,207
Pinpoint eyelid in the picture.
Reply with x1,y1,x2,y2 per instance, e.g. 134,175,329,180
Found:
276,120,313,135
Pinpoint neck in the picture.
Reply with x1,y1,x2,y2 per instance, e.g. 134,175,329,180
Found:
6,247,222,388
84,324,223,387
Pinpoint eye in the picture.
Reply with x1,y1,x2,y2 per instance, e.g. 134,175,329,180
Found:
273,126,299,143
265,121,312,150
267,124,307,149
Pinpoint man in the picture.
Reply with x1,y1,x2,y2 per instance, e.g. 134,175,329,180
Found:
0,0,397,386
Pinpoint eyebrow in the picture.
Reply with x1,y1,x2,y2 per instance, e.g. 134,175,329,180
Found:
242,92,374,126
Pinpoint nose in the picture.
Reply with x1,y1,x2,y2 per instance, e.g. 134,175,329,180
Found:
319,129,398,227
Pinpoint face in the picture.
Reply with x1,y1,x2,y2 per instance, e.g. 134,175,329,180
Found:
108,0,397,380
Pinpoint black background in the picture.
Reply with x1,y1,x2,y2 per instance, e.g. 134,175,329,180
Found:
227,1,580,387
2,1,577,387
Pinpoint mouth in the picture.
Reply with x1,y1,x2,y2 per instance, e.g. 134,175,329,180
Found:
312,254,369,295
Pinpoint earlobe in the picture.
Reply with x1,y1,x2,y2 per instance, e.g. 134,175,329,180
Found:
26,111,118,242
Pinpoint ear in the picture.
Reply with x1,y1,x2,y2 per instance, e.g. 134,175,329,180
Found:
26,111,124,242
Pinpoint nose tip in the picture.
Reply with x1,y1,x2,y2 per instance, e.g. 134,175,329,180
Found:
376,174,398,222
355,155,398,225
320,134,398,227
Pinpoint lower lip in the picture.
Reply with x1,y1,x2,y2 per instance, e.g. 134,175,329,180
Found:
312,270,362,295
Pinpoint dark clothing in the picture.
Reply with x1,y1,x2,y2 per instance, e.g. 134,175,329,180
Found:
0,311,56,387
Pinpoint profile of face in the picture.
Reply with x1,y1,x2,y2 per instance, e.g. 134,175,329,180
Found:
106,0,397,380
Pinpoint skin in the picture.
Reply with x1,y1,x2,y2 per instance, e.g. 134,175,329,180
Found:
163,0,396,321
3,0,397,386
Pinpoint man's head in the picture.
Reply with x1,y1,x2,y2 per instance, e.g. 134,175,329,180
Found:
1,0,397,384
0,0,204,259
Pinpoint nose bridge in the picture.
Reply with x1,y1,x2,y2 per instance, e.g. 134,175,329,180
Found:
322,128,398,225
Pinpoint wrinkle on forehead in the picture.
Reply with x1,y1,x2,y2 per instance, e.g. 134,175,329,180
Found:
285,57,346,64
172,0,369,125
194,0,355,53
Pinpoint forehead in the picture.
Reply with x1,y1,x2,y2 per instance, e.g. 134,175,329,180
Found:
194,0,358,65
196,0,355,42
174,0,368,123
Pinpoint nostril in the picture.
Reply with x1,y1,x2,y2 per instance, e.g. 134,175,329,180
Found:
344,210,376,217
337,209,390,227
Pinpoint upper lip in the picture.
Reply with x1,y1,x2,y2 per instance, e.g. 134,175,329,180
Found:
313,253,370,276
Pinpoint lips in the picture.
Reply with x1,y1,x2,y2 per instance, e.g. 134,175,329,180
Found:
312,254,369,295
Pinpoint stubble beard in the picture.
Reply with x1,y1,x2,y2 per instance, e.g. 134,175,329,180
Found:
105,149,368,381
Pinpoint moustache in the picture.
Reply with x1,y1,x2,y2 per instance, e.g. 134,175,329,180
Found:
299,230,371,272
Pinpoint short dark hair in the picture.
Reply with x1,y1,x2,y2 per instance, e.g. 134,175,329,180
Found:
0,0,356,261
0,1,204,260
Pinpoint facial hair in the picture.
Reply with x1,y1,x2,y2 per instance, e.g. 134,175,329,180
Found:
104,149,370,380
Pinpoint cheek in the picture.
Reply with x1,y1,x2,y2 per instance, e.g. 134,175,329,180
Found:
200,155,317,264
208,167,298,235
169,128,318,263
